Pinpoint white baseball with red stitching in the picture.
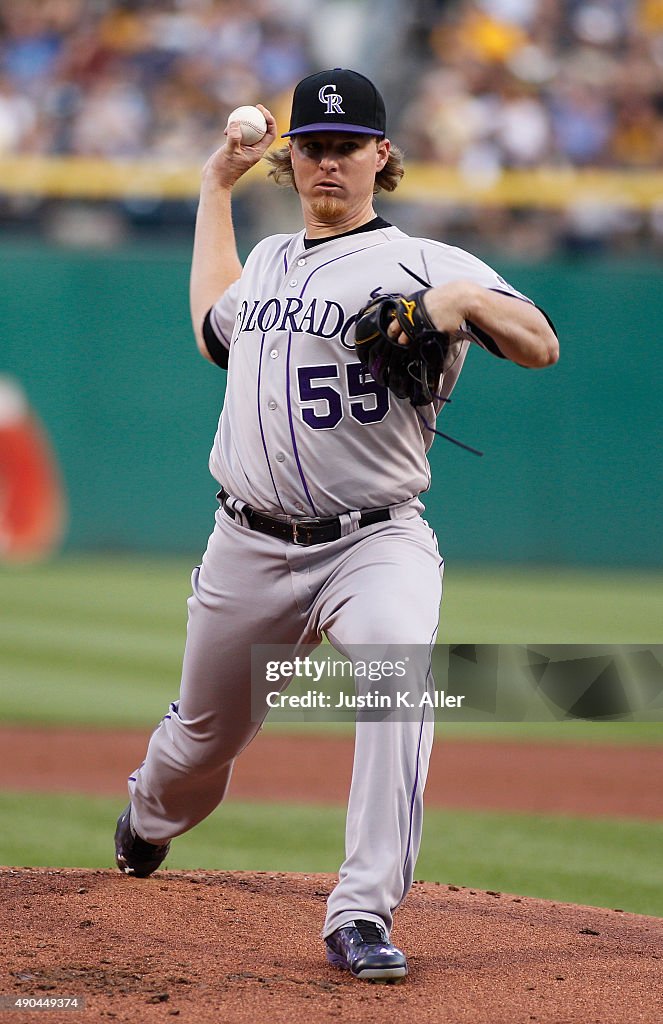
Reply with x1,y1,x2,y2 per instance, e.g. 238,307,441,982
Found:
226,105,267,145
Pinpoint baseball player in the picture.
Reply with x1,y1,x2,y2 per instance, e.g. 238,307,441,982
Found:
115,69,558,982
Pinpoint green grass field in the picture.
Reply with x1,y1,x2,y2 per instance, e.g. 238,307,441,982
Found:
1,556,661,916
1,792,661,917
1,555,662,731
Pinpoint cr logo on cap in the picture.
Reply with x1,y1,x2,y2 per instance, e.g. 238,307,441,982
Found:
318,84,344,115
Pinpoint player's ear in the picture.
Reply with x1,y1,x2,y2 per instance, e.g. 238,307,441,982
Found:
376,138,390,173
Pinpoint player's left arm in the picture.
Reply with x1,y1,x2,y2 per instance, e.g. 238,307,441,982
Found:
390,280,559,369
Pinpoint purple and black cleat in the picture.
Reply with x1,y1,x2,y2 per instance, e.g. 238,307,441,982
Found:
114,804,170,878
325,919,408,982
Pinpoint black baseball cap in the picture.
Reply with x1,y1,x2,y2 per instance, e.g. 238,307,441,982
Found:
283,68,386,138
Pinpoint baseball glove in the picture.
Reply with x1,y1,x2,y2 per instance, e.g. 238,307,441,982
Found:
353,289,464,406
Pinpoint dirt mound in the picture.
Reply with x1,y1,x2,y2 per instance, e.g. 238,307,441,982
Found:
1,869,661,1024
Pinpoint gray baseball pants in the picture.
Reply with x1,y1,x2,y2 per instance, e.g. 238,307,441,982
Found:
128,498,443,937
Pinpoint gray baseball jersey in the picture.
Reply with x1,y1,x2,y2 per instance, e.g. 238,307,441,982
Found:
127,222,535,940
206,225,530,515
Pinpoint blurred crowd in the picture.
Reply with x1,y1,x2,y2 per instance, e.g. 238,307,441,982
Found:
0,0,311,159
2,0,663,255
399,0,663,254
404,0,663,172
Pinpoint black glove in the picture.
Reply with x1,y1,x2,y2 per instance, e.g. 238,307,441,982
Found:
353,289,464,406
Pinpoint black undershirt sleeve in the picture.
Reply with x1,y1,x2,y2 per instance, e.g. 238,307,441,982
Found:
202,308,230,369
467,294,558,360
465,319,507,359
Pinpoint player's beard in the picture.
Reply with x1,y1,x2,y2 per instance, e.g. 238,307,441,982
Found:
309,196,347,223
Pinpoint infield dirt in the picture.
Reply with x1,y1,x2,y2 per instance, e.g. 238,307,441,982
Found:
2,726,662,819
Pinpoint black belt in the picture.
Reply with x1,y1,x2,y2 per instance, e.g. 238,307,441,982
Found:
218,488,391,546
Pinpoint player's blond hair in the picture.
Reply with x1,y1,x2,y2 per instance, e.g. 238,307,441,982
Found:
266,141,405,194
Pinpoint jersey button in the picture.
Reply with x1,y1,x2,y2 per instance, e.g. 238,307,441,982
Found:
268,400,277,410
275,452,286,462
269,349,278,359
289,279,298,287
297,258,306,267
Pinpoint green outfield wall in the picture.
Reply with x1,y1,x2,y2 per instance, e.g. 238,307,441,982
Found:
2,241,661,567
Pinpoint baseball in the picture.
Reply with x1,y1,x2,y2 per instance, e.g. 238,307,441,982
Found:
226,105,267,145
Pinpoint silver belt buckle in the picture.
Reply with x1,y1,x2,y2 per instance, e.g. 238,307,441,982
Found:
292,517,322,546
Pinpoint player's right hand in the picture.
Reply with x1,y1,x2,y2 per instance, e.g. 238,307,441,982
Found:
204,104,277,190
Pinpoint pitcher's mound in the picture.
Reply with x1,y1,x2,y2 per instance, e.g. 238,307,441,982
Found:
1,868,661,1023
